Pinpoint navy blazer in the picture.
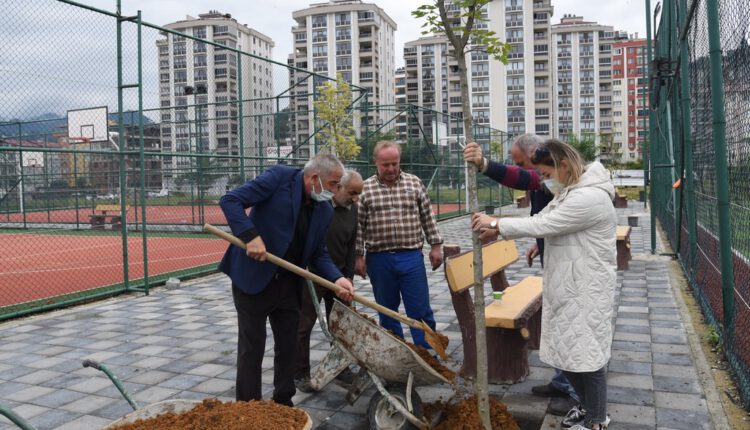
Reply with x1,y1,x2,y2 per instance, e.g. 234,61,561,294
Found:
218,165,342,295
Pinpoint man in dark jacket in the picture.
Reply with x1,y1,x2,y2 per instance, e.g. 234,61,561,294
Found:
294,169,363,392
219,154,354,407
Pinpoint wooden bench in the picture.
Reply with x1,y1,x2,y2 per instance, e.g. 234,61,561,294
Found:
90,204,129,230
445,240,543,384
616,225,632,271
613,188,628,208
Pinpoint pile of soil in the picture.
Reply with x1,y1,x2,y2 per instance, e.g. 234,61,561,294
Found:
406,343,456,382
113,399,308,430
433,396,519,430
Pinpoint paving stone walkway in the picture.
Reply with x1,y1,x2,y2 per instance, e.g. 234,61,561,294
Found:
0,201,723,429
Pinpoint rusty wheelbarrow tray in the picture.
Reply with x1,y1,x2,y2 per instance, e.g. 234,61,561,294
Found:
310,301,450,430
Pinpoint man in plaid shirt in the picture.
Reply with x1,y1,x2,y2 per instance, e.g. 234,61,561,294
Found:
355,141,443,350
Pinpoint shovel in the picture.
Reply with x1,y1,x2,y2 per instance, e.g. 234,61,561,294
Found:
204,223,449,360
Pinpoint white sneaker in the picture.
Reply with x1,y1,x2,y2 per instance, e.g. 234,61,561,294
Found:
567,415,611,430
561,405,586,429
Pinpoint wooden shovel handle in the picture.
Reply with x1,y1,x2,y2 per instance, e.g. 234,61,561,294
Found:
203,224,427,331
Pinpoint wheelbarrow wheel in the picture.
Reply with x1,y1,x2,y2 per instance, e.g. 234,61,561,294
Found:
367,384,423,430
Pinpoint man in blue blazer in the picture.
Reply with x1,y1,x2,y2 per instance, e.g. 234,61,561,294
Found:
219,154,354,406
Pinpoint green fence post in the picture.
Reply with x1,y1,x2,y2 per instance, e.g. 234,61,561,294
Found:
706,0,736,336
237,51,245,181
678,0,697,274
116,0,130,291
646,0,656,254
137,10,149,294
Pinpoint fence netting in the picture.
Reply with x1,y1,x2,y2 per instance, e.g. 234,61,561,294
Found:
0,0,514,320
651,0,750,407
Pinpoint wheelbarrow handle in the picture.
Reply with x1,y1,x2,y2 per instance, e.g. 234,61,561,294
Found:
204,224,427,331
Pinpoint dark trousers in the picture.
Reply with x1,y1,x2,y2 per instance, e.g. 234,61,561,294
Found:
563,366,608,425
232,274,302,406
295,283,337,380
366,250,436,349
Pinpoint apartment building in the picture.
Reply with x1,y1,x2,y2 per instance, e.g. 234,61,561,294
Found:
395,67,407,139
157,11,274,181
289,0,397,157
550,14,615,150
612,35,648,161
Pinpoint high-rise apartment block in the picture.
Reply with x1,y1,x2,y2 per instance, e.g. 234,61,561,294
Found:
612,36,648,161
550,14,615,149
289,0,397,157
157,11,274,181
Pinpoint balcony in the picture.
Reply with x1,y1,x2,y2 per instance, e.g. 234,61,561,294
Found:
558,51,571,58
506,20,523,28
335,20,351,27
534,19,549,25
507,100,525,107
506,5,523,11
507,37,524,44
558,64,572,70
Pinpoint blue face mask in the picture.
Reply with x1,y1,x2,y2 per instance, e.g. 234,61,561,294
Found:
543,178,563,195
311,176,335,202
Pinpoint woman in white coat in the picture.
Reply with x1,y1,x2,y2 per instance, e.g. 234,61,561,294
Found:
472,139,617,430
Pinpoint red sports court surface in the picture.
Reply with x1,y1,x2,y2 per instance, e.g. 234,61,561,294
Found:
1,203,462,225
0,232,227,307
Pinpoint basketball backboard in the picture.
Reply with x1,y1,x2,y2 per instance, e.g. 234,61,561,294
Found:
67,106,108,142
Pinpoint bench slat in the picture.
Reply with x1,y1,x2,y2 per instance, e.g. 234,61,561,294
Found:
485,276,542,329
445,240,519,293
95,204,130,213
616,225,631,241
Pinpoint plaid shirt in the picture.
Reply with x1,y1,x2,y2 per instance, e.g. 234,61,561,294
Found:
356,171,443,255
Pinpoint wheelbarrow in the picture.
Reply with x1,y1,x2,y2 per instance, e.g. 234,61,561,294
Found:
310,300,451,430
0,359,312,429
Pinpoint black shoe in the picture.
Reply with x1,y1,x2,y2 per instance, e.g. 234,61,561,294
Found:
549,395,578,417
531,382,567,397
294,377,315,393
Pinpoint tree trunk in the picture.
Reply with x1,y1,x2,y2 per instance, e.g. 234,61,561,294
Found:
457,49,491,430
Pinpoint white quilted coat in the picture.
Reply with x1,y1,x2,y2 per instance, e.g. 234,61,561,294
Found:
499,162,617,372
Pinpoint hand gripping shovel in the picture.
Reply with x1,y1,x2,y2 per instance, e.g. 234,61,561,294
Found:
204,224,449,360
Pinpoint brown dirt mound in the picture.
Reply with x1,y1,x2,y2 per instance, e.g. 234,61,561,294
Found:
434,396,519,430
406,343,456,382
112,398,308,430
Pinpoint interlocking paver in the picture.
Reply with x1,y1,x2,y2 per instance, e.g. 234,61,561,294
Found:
0,203,722,429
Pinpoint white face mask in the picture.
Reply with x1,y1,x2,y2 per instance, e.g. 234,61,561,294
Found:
543,178,563,195
311,176,335,202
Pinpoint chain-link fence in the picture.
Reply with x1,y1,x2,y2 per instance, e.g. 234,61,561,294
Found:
0,0,513,320
650,0,750,407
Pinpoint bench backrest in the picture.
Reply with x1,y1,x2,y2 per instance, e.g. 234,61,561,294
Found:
445,240,519,293
95,204,130,213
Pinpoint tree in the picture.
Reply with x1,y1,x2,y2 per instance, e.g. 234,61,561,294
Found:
598,131,622,167
566,132,597,162
314,74,360,162
413,2,511,428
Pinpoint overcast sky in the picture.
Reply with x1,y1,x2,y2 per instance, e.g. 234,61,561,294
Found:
1,0,656,121
116,0,654,66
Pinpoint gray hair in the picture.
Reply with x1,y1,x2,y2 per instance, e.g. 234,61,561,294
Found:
303,153,344,178
512,133,545,157
340,169,363,187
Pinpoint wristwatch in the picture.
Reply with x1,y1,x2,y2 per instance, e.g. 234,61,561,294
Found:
489,219,498,230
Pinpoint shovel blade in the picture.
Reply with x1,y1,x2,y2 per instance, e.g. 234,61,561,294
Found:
421,321,449,361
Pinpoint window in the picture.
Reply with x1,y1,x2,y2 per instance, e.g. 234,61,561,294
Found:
312,44,328,57
194,68,207,81
336,42,351,55
336,56,351,71
213,25,229,36
312,29,327,43
215,68,227,78
471,62,489,76
194,41,206,53
193,26,206,39
313,59,328,72
174,70,187,83
335,28,350,40
312,15,327,28
335,12,351,26
173,43,186,55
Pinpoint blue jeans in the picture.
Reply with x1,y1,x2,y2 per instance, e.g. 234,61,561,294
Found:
366,250,437,349
552,368,580,402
